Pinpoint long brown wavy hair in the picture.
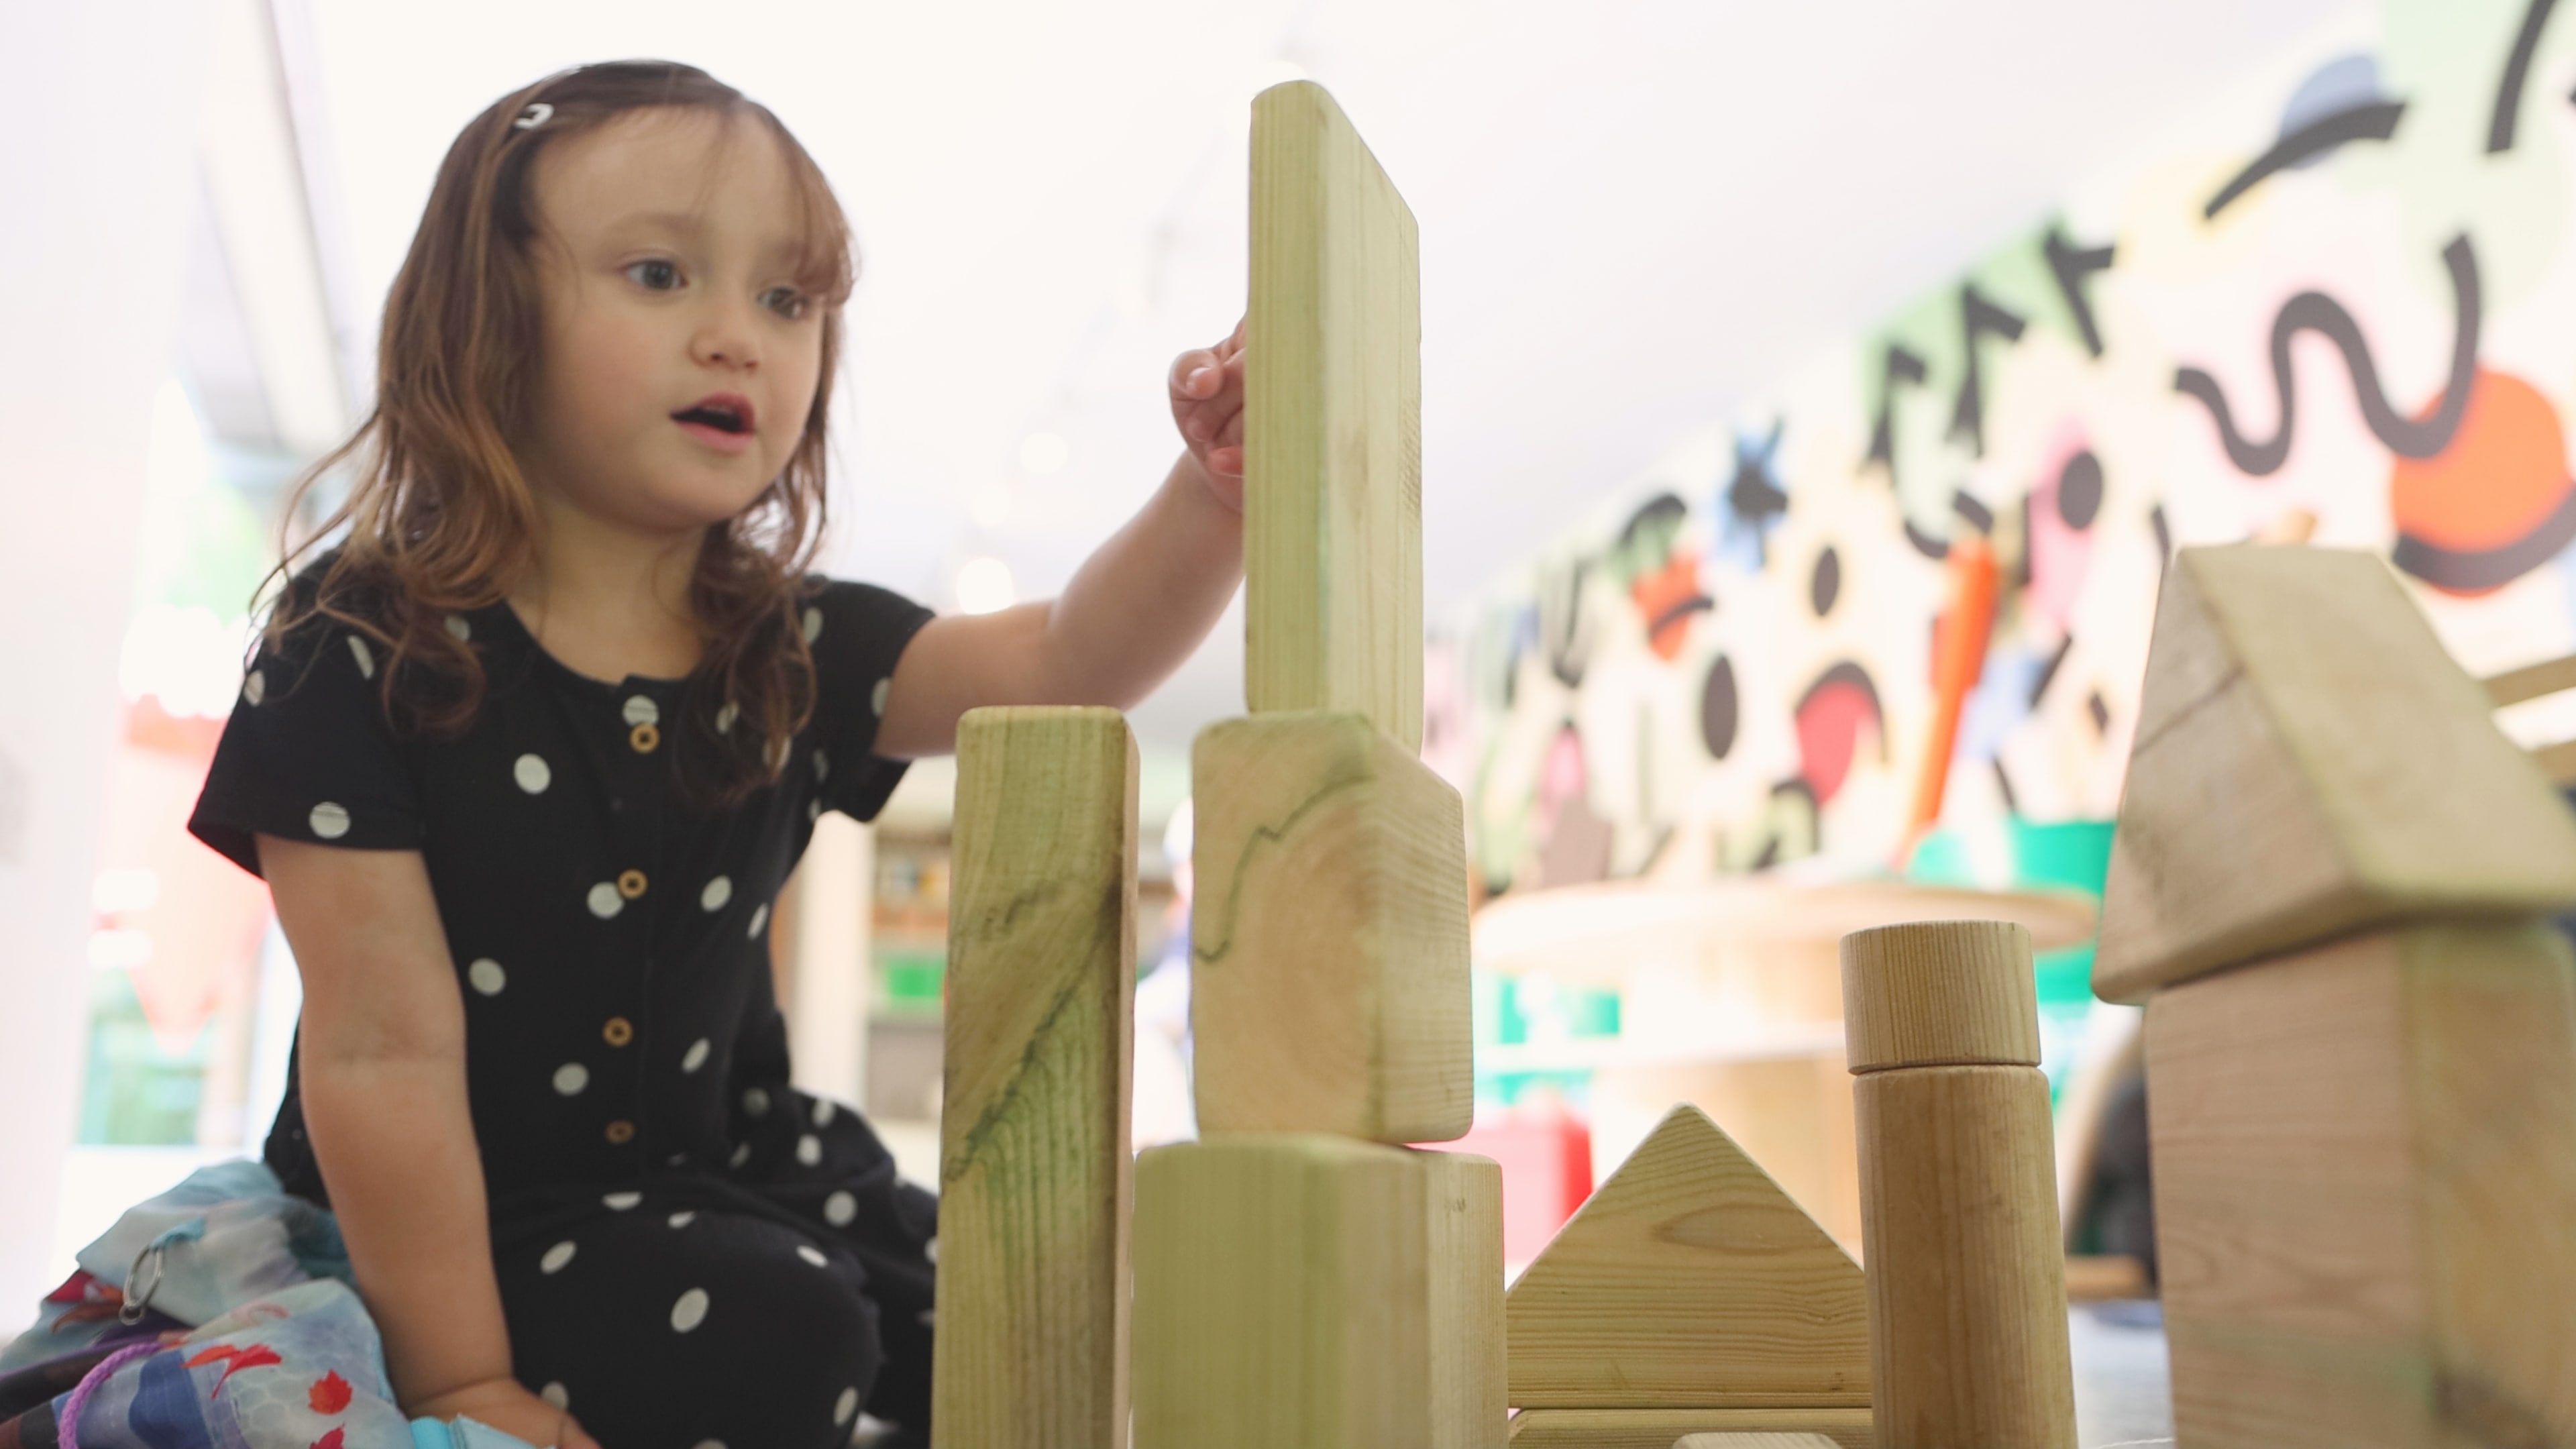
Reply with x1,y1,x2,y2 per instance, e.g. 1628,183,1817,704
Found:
265,60,853,808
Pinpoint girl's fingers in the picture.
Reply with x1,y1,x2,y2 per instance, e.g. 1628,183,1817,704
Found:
1169,348,1220,399
1207,444,1244,480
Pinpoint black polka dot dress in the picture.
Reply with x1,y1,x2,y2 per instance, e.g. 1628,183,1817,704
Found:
189,561,938,1449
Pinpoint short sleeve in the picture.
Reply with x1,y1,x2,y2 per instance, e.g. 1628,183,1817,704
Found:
806,579,934,823
189,612,424,878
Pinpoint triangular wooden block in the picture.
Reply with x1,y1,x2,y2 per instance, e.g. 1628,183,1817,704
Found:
1503,1105,1868,1409
2094,545,2576,1001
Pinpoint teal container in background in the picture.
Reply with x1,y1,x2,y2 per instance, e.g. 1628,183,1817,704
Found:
1907,817,2116,1109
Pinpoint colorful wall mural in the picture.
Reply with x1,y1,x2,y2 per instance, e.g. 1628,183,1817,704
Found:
1430,0,2576,897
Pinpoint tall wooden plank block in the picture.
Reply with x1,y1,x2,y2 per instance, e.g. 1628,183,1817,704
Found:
934,707,1138,1449
2147,922,2576,1448
1246,78,1424,750
2094,545,2576,1001
1843,922,2074,1449
1134,1136,1503,1449
1505,1105,1870,1409
1192,710,1472,1142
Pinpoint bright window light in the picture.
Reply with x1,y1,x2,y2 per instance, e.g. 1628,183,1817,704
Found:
957,557,1018,616
1020,431,1071,476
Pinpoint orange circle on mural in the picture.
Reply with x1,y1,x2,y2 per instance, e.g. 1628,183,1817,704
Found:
2390,370,2567,551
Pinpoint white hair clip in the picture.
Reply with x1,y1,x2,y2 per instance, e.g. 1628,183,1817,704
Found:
514,102,554,131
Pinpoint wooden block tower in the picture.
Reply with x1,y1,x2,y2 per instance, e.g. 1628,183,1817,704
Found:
1132,79,1505,1449
2096,545,2576,1447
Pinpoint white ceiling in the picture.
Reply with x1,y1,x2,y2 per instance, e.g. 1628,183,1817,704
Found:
283,0,2363,749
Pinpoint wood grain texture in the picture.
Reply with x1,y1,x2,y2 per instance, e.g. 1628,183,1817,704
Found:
1191,710,1472,1142
934,707,1138,1449
1672,1437,1847,1449
2094,545,2576,1001
1839,920,2040,1072
1505,1105,1869,1409
1424,1150,1509,1449
1246,79,1424,751
1134,1136,1503,1449
1853,1066,2074,1449
2146,922,2576,1448
1505,1409,1874,1449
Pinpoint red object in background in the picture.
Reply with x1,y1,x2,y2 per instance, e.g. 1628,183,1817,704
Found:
1906,536,2000,847
99,698,272,1051
1435,1106,1594,1265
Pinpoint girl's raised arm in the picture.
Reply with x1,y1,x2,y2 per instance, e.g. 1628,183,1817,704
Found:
260,837,600,1449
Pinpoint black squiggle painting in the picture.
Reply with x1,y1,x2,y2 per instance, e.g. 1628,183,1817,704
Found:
2489,0,2561,153
2205,101,2407,218
2173,234,2481,476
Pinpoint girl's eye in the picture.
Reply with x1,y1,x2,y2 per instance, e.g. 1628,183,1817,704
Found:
624,259,682,291
761,286,810,321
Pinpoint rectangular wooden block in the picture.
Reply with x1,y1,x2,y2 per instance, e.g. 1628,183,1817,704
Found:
1247,78,1424,751
1132,1136,1505,1449
2146,921,2576,1447
934,707,1138,1449
1191,710,1472,1142
2095,545,2576,1000
1505,1409,1874,1449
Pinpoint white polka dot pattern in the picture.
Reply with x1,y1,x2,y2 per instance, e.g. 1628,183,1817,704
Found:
807,798,821,822
798,1244,828,1267
813,1099,836,1126
243,670,266,706
603,1191,641,1211
587,882,623,919
812,749,830,783
743,1087,770,1117
796,1134,822,1167
513,753,551,794
925,1236,938,1264
670,1287,709,1332
669,1211,696,1228
348,636,375,679
870,678,891,716
309,802,351,839
715,702,739,734
552,1063,589,1096
467,958,506,996
445,615,472,642
623,694,659,728
540,1240,576,1274
802,607,823,643
833,1387,859,1427
700,875,733,912
747,904,769,939
918,1308,936,1328
729,1142,751,1169
824,1190,856,1226
681,1037,710,1073
540,1383,568,1410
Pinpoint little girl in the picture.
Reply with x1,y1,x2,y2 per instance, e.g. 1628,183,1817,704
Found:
187,60,1246,1449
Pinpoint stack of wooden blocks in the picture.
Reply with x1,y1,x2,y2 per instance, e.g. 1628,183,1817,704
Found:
2096,545,2576,1447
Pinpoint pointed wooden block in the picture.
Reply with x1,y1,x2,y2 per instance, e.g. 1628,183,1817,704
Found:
1247,79,1424,751
2094,545,2576,1001
935,707,1138,1449
1192,710,1472,1143
1505,1409,1873,1449
1505,1105,1870,1409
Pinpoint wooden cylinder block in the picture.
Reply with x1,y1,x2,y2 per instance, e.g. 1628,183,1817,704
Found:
1841,920,2040,1072
1852,1065,2073,1448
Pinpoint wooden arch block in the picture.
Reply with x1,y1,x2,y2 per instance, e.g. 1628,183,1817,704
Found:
1505,1105,1870,1409
1247,78,1424,750
934,707,1137,1449
2094,545,2576,1000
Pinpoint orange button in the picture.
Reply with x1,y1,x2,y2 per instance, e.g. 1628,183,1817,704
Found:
603,1016,634,1047
605,1120,636,1144
630,722,660,753
617,869,648,900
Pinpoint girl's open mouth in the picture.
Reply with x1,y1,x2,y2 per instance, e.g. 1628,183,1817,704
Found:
673,394,756,453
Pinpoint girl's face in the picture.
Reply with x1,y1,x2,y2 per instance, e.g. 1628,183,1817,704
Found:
521,107,827,537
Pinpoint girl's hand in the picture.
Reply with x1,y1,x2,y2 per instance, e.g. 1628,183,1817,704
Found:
1169,318,1247,512
408,1377,602,1449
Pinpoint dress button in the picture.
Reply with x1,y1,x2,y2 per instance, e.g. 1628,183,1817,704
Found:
604,1016,634,1047
618,869,649,900
630,722,661,753
605,1120,636,1144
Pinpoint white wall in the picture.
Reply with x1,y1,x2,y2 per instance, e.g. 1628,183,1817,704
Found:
0,0,213,1313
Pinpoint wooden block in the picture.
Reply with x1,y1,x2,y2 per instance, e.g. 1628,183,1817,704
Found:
1505,1409,1874,1449
934,707,1138,1449
1673,1437,1847,1449
1132,1136,1505,1449
2145,921,2576,1448
2094,545,2576,1001
1246,78,1424,750
1191,710,1471,1142
1505,1105,1869,1409
1843,920,2074,1449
